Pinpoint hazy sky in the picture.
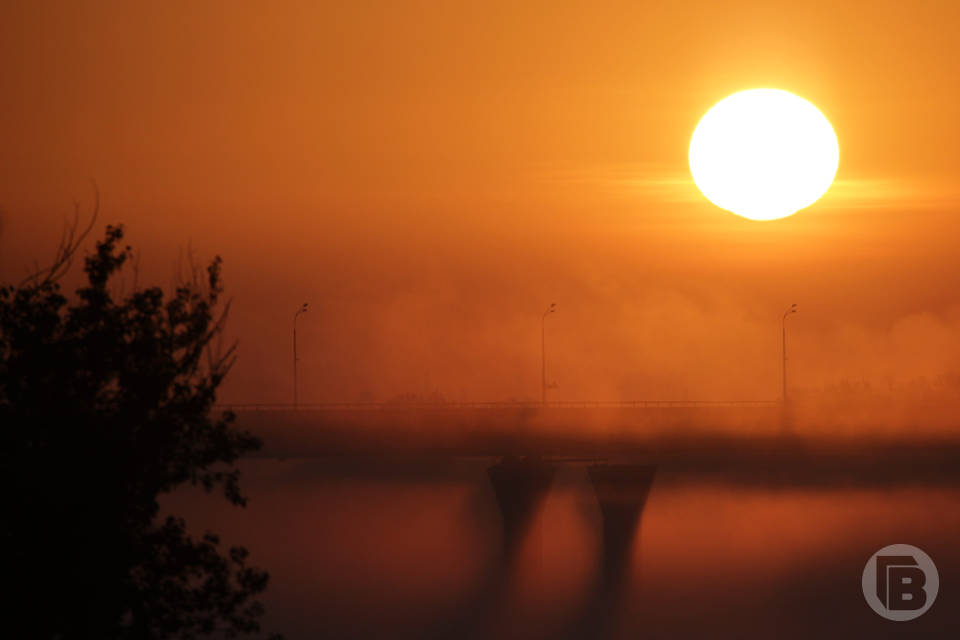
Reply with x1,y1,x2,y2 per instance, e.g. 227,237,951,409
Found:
2,0,960,403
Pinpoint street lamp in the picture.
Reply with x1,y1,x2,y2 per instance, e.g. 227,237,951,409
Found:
294,303,308,408
542,303,556,407
782,303,797,403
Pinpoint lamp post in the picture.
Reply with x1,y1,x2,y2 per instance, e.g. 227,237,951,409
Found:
542,303,556,407
294,303,308,408
782,303,797,403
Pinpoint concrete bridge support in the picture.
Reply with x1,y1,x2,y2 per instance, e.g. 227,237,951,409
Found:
588,464,657,591
486,455,556,562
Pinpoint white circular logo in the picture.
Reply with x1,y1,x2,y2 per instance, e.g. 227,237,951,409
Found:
862,544,938,621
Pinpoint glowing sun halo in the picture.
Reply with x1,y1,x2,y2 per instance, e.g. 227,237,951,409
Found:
689,89,839,221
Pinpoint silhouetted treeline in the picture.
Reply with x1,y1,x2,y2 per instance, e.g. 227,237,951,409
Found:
0,216,280,639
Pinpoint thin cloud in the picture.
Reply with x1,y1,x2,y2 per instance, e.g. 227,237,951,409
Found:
820,177,959,210
545,165,960,210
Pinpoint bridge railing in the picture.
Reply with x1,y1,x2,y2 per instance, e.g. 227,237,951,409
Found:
215,400,780,412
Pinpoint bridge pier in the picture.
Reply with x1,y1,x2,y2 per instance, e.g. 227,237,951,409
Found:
588,464,657,591
486,455,556,562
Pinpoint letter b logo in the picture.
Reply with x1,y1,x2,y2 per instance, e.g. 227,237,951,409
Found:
863,544,938,621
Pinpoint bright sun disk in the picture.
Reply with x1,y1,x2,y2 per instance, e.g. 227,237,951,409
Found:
689,88,839,221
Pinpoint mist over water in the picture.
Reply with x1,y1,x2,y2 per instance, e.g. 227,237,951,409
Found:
163,454,960,639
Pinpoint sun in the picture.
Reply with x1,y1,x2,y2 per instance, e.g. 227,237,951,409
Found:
689,89,839,221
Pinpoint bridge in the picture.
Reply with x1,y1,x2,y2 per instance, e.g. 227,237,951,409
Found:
218,397,960,629
218,398,960,490
218,399,783,458
218,399,779,411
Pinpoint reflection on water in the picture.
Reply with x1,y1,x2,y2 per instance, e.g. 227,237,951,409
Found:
163,458,960,639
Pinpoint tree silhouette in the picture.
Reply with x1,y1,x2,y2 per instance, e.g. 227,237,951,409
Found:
0,213,280,638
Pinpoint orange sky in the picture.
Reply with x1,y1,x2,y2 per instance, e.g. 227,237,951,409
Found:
2,0,960,404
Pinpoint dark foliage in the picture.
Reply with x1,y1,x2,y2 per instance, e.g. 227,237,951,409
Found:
0,219,279,638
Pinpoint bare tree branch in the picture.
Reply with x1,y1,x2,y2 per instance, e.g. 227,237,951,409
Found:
17,181,100,288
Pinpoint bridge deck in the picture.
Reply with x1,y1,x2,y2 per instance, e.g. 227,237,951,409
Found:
218,400,779,411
